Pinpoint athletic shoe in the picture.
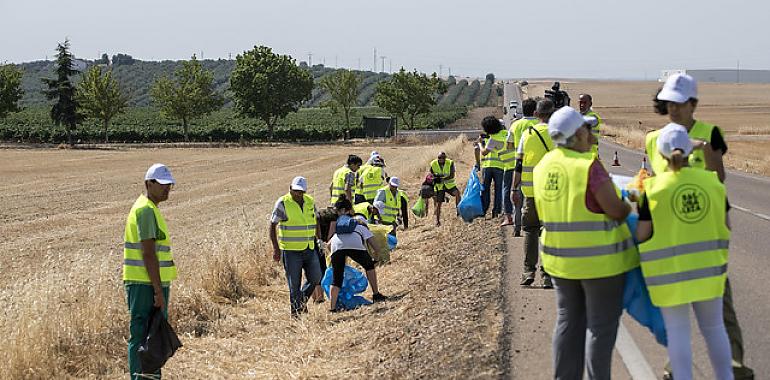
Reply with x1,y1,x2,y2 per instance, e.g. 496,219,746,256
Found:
372,293,389,302
520,272,535,286
542,276,554,289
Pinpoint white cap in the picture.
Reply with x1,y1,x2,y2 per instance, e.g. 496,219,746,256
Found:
144,163,176,185
657,74,697,103
370,150,380,158
657,123,693,158
290,176,307,192
547,107,598,145
389,177,400,187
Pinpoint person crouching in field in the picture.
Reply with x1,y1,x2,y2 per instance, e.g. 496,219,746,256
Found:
326,196,388,311
123,164,177,380
636,125,733,380
269,176,324,317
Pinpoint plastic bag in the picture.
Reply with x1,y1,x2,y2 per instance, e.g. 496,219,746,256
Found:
321,266,372,310
367,224,392,265
138,307,183,374
621,213,667,346
457,169,484,223
411,197,427,218
387,234,398,250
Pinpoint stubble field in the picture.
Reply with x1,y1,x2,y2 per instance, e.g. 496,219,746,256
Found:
0,137,506,379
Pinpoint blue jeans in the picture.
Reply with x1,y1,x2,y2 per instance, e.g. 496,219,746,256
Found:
502,169,513,215
282,248,322,315
481,167,504,216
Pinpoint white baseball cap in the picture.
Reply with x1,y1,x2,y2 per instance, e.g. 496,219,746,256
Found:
657,123,693,158
547,107,598,145
370,151,380,158
657,74,697,104
389,177,400,187
145,163,176,185
290,176,307,192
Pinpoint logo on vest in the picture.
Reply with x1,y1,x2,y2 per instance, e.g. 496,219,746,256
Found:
541,163,567,201
671,184,710,224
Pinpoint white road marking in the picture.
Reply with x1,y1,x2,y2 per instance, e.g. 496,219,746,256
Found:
616,322,657,380
731,205,770,222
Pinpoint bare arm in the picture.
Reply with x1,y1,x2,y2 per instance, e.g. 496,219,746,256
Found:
636,220,653,243
141,239,165,308
703,143,726,183
594,181,631,222
327,221,336,242
367,236,384,255
269,222,281,262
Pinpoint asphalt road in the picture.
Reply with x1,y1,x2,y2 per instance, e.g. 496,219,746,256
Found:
600,140,769,377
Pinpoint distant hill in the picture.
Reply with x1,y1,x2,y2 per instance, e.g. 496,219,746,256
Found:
15,58,500,108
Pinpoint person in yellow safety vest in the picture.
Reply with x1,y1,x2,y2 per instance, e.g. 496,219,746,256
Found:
512,99,556,287
356,155,387,204
479,116,508,218
374,177,404,236
429,151,461,226
352,201,381,224
269,176,324,317
123,163,177,380
648,73,752,380
502,98,538,234
534,107,638,379
578,93,603,157
635,124,733,380
330,155,363,204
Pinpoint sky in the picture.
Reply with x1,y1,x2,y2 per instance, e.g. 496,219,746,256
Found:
2,0,769,80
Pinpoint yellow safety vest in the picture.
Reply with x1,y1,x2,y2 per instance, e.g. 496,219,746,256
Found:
645,120,723,176
585,110,602,155
123,195,177,284
520,123,554,197
358,164,384,201
277,193,317,251
331,165,355,202
502,117,539,171
353,202,372,222
376,187,402,224
639,168,729,307
534,148,638,279
481,130,508,170
430,158,456,191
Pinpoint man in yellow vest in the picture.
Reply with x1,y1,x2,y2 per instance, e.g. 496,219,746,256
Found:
270,176,323,317
124,163,177,379
356,155,387,204
479,116,508,218
649,73,752,380
429,151,461,226
502,98,538,234
374,177,404,236
330,155,362,204
512,99,556,287
578,93,603,156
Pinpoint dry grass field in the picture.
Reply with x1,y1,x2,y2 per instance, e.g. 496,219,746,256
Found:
0,137,505,379
523,80,770,175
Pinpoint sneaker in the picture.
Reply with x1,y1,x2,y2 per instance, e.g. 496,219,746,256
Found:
372,293,389,302
329,307,341,313
542,276,554,289
513,229,521,237
520,272,535,286
500,215,513,226
662,371,673,380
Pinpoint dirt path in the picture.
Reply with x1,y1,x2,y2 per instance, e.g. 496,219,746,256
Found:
446,107,503,130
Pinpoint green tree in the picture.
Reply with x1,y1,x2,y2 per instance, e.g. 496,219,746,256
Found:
151,55,224,141
374,68,447,130
42,39,83,146
0,64,24,118
76,66,129,143
230,46,313,140
319,69,361,139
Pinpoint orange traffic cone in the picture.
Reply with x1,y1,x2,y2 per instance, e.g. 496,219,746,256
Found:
611,151,621,166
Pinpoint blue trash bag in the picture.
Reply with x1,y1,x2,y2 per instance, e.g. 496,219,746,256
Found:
622,213,667,346
457,169,484,223
387,234,397,250
321,266,372,310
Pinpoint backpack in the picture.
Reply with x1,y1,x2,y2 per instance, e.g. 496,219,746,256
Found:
335,214,358,234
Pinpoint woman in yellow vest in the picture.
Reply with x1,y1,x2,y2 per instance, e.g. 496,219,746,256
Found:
636,125,733,380
533,107,638,379
479,116,508,218
123,163,177,379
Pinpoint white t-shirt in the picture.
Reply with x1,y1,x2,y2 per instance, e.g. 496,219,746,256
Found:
330,224,374,253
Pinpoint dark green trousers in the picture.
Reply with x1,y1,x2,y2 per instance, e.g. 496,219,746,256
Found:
126,284,169,380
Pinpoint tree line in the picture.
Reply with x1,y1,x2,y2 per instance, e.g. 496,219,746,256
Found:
1,39,463,145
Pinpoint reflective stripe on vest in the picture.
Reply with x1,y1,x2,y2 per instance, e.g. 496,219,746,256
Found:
521,123,553,197
358,165,384,200
534,147,639,280
277,193,317,251
638,168,729,307
481,130,508,170
123,194,177,284
646,121,722,176
430,158,456,191
331,165,355,202
377,187,402,224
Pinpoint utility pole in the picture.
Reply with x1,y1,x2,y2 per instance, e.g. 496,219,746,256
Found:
322,57,326,66
737,59,741,83
389,58,392,73
335,55,338,68
448,67,452,77
357,58,361,70
439,64,443,77
380,56,386,73
308,52,313,67
373,48,377,72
